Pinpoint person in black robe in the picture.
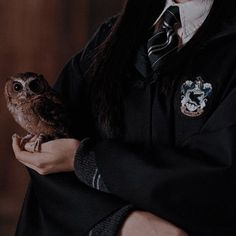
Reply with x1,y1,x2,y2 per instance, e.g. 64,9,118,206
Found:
12,0,236,235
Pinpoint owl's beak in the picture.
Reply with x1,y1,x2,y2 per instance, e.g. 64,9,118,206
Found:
18,91,30,101
25,92,30,98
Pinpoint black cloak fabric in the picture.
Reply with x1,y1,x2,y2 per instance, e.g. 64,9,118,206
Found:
16,0,236,235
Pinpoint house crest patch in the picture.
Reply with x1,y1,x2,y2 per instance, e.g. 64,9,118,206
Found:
180,76,213,117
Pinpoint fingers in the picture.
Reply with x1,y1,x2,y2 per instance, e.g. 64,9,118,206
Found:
12,133,22,153
12,133,52,175
40,138,80,153
19,160,49,175
19,160,40,173
12,134,41,164
12,135,80,175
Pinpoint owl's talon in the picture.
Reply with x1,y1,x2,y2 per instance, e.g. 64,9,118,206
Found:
23,134,45,152
33,134,45,152
20,134,34,150
34,140,41,152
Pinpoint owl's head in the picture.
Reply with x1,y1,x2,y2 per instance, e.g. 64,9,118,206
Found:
4,72,50,104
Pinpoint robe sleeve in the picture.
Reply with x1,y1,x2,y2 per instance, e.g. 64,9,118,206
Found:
73,120,236,235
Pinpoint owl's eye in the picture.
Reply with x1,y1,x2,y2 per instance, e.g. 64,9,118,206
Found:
13,82,23,92
29,79,43,94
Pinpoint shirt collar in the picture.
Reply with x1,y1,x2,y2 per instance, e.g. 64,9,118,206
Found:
153,0,214,42
134,0,215,78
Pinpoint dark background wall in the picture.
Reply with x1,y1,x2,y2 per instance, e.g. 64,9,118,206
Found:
0,1,123,235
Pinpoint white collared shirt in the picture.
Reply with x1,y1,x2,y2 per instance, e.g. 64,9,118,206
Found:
153,0,214,45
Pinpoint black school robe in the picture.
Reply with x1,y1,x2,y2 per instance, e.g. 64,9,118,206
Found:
16,0,236,235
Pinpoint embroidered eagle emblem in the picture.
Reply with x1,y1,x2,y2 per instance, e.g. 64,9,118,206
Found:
180,76,213,117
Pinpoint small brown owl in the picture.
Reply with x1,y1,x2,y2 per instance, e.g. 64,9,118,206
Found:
4,72,69,152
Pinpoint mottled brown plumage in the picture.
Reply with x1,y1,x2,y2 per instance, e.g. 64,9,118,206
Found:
4,72,69,151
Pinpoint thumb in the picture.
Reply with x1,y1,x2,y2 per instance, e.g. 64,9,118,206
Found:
12,133,22,153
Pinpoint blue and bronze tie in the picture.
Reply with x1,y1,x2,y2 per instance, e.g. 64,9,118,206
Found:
147,6,181,71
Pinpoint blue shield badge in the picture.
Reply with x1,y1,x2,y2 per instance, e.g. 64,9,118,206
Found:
180,76,213,117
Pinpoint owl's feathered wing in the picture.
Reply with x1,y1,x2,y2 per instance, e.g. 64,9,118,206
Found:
32,91,69,137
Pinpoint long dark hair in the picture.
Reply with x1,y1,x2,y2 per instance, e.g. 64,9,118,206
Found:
87,0,166,138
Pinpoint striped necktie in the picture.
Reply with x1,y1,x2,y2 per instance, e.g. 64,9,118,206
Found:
147,6,181,71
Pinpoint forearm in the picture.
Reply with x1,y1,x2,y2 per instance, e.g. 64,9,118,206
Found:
89,205,133,236
117,211,188,236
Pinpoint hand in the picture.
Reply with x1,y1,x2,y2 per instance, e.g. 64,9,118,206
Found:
118,211,188,236
12,134,80,175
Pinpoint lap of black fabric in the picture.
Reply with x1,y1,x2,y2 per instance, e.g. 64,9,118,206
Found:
16,169,124,236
